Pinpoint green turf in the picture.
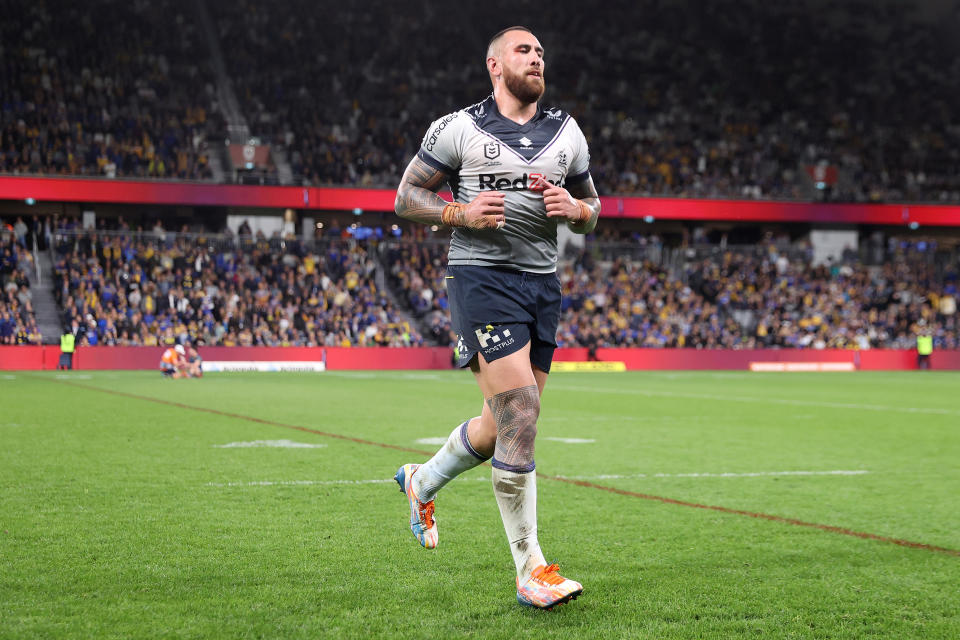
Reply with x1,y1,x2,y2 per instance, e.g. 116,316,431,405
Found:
1,370,958,639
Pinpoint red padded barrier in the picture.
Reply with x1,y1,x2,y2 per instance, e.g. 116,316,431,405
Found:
3,176,960,224
2,346,959,371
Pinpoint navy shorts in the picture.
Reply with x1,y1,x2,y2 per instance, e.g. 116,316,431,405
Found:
446,265,561,373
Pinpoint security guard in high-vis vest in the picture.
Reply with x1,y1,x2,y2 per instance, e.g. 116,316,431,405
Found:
917,332,933,370
59,327,76,370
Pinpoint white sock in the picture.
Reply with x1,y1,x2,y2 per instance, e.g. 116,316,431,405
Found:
413,421,488,502
492,466,546,583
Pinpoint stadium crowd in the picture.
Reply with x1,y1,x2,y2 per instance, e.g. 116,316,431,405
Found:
377,233,959,352
2,213,953,353
384,238,452,346
0,218,42,344
50,220,424,348
1,0,217,180
209,0,959,202
3,1,955,203
555,243,958,350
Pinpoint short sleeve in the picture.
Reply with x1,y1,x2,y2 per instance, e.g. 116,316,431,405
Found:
416,112,464,176
564,118,591,186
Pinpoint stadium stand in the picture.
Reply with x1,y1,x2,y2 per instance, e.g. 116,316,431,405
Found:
50,222,423,347
556,241,959,350
1,0,219,180
2,1,959,350
375,231,959,352
14,213,950,350
306,229,959,351
2,1,956,201
383,238,453,347
206,0,959,202
684,248,959,350
0,219,42,344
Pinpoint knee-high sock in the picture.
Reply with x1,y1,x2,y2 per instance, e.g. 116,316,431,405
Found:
492,466,546,583
412,421,489,502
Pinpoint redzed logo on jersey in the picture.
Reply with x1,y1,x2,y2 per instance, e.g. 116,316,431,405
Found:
478,172,549,191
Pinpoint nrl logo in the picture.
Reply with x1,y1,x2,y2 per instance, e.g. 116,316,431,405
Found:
484,142,501,159
556,150,568,168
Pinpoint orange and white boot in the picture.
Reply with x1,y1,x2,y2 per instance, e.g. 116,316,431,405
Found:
516,564,583,609
394,463,438,549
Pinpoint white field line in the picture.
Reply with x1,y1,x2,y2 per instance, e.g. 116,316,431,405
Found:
334,372,960,416
213,439,326,448
546,384,960,417
556,470,870,480
207,479,395,487
326,372,442,381
207,470,869,488
418,436,596,445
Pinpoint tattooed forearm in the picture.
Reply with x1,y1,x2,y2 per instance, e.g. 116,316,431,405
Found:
487,384,540,471
395,157,450,225
566,177,600,234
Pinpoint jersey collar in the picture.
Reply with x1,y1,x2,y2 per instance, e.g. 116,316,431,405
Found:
470,94,544,133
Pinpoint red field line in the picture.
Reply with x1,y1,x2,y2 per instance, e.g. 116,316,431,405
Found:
544,476,960,557
55,380,434,456
56,379,960,558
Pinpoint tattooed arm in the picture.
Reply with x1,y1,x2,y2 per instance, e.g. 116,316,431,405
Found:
542,176,600,234
395,156,506,230
394,156,451,226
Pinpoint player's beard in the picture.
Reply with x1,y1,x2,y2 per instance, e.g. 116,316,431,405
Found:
504,66,545,105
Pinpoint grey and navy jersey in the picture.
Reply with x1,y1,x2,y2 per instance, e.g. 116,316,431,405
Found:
417,94,592,274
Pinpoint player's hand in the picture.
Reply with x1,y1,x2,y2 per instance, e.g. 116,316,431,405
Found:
542,180,587,223
446,192,506,230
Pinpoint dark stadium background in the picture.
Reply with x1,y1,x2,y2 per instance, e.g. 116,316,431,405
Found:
1,0,958,369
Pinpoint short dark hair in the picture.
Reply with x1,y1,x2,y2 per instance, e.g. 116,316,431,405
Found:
487,26,533,53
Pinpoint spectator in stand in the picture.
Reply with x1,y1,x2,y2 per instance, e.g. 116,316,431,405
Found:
51,225,423,348
1,0,219,181
40,220,960,351
207,0,959,202
393,232,959,352
0,222,41,344
2,1,956,202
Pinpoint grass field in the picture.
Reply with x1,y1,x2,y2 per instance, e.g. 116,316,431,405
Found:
1,370,959,639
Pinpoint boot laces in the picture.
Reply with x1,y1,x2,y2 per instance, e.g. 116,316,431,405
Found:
533,564,564,586
418,500,435,529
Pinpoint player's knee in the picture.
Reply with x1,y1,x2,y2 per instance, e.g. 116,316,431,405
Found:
471,414,494,438
488,384,539,470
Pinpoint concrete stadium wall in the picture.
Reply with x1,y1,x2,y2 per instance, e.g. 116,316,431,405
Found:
2,346,960,371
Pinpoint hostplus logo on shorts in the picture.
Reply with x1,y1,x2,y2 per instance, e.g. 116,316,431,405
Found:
475,324,514,354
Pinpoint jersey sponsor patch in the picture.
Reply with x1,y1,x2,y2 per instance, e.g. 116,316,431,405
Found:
422,112,459,153
477,172,549,191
